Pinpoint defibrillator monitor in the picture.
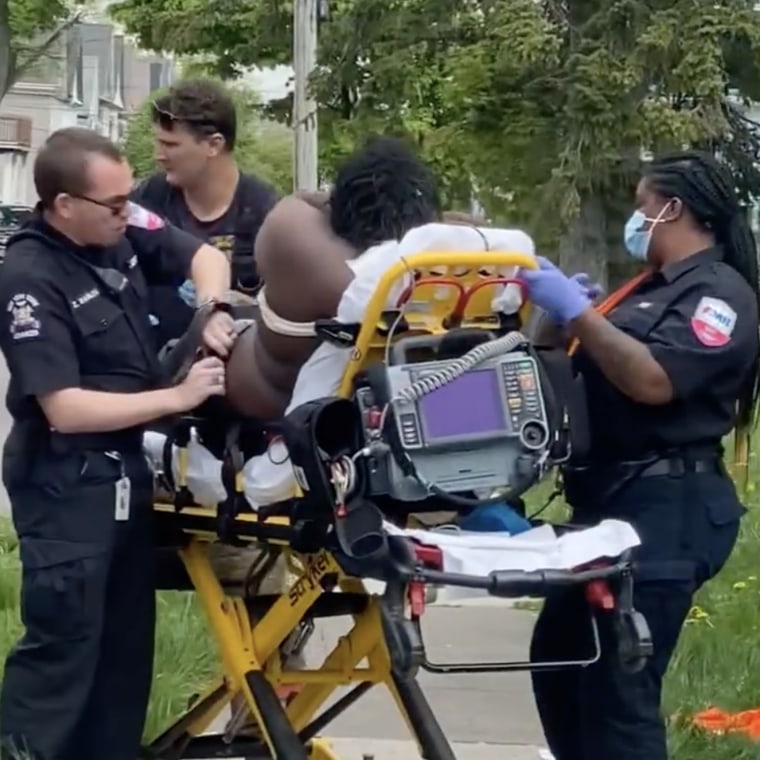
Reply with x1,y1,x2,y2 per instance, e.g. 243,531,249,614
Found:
356,352,552,501
405,368,510,447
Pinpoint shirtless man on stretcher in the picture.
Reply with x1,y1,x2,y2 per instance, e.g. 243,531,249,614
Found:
222,136,443,420
158,136,443,729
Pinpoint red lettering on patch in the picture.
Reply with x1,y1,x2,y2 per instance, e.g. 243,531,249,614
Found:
127,202,165,231
690,296,736,348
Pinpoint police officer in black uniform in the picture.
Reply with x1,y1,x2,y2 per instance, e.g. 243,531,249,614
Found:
519,150,760,760
0,127,234,760
130,78,278,347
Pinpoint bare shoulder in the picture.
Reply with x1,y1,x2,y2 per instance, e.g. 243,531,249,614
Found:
255,195,354,275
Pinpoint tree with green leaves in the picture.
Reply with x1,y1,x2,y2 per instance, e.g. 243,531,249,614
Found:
440,0,760,284
123,83,293,194
0,0,85,99
110,0,760,286
108,0,479,207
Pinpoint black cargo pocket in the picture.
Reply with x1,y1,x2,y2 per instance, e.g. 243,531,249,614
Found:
18,538,108,644
688,473,744,586
26,451,85,499
79,450,122,487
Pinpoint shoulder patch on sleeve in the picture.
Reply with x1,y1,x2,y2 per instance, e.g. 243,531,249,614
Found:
7,293,41,341
690,296,737,347
127,201,165,231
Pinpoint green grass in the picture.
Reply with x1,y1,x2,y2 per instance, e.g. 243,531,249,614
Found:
662,478,760,760
0,453,757,755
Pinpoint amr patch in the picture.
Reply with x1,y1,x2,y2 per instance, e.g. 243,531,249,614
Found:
7,293,41,340
127,202,165,231
690,296,737,348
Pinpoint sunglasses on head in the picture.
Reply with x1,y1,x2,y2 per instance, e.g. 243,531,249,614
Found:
151,102,221,134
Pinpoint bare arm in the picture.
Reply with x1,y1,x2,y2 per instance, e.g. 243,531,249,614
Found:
38,387,184,434
190,242,232,303
569,308,673,404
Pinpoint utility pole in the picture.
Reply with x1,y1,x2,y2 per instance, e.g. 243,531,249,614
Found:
293,0,319,192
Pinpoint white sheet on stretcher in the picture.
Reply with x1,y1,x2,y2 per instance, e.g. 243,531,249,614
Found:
385,519,640,576
384,520,640,602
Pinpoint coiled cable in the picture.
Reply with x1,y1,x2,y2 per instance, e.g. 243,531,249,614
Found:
391,330,528,405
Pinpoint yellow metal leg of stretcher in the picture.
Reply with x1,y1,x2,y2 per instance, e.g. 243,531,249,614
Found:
336,577,434,757
286,596,389,732
309,738,342,760
250,549,341,661
144,679,230,754
180,539,289,757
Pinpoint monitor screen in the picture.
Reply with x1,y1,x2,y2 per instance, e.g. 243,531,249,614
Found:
418,368,507,441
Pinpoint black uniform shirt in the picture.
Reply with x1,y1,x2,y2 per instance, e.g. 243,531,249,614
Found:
0,206,201,427
573,247,759,462
130,171,277,346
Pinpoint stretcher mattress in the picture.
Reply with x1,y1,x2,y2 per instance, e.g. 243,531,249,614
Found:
143,430,641,580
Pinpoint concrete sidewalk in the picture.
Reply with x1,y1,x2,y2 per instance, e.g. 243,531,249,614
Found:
206,605,550,759
324,738,551,758
311,606,544,745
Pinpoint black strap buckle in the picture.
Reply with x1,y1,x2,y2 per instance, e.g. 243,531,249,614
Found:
314,319,360,347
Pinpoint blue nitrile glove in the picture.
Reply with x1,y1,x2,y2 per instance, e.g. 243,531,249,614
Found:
519,256,592,324
459,503,533,535
178,279,197,307
570,272,604,301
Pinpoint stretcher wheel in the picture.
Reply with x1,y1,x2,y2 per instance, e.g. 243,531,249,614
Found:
616,609,654,674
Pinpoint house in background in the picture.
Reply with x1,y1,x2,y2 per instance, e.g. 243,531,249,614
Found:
0,115,32,203
0,22,174,206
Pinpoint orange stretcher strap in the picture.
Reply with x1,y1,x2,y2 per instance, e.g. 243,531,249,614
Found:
567,271,651,357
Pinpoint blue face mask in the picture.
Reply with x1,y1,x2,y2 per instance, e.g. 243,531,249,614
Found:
623,210,652,261
623,202,674,261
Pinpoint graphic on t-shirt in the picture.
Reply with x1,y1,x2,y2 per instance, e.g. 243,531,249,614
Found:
209,234,235,261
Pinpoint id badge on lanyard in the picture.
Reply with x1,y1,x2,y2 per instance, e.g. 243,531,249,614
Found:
106,451,131,521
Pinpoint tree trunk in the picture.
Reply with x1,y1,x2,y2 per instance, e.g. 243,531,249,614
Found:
557,183,645,295
557,193,608,288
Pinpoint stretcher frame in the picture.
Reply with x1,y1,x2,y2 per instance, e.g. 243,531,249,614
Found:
142,251,652,760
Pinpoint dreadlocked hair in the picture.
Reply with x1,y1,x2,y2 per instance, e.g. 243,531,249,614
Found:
644,149,760,426
329,136,441,251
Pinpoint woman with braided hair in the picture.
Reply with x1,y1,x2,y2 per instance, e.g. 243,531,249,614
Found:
519,150,760,760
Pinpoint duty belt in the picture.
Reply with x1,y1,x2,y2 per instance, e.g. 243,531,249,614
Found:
635,456,723,479
49,429,144,453
562,451,723,512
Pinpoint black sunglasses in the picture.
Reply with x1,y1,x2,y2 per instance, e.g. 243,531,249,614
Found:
71,194,130,216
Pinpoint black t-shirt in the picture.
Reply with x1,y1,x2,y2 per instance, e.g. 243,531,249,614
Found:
574,247,759,462
130,171,278,347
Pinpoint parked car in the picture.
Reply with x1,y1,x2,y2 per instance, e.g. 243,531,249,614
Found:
0,204,33,260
